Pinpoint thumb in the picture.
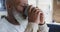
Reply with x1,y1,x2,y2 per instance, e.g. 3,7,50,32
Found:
40,13,44,23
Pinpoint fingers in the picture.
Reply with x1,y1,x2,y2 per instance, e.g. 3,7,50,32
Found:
28,5,44,18
28,5,39,13
28,5,33,13
28,6,40,14
32,7,39,13
40,13,44,22
32,7,40,15
28,5,44,24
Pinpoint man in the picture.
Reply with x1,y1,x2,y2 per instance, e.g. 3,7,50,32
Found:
0,0,49,32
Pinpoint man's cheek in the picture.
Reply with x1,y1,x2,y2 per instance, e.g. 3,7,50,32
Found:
16,6,24,13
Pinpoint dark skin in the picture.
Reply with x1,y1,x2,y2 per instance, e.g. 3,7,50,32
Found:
6,0,44,25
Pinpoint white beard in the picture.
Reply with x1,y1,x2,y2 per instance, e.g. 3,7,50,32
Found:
12,9,28,24
12,11,28,32
10,7,28,32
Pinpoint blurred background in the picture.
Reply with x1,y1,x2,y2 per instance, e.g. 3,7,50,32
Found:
0,0,60,24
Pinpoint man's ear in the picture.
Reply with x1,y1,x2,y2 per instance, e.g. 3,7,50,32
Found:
7,4,11,9
6,3,13,10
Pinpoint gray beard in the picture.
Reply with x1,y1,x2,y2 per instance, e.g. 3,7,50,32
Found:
12,8,28,24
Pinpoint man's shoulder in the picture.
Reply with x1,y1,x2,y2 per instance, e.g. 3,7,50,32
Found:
0,18,8,32
0,18,17,32
0,18,8,27
0,15,9,29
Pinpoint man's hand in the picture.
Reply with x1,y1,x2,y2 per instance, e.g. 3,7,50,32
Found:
28,5,45,24
28,5,40,24
25,5,45,32
39,12,45,24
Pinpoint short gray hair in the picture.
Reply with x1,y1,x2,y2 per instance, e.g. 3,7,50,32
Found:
5,0,15,9
5,0,14,4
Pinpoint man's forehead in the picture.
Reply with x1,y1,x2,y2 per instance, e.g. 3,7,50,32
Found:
13,0,28,5
14,0,28,2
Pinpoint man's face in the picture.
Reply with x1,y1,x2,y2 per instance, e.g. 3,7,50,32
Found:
13,0,28,13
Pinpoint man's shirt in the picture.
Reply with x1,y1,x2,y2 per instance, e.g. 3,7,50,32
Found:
0,18,28,32
0,17,49,32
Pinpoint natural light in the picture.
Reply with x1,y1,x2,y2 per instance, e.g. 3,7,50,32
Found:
28,0,53,23
0,3,2,8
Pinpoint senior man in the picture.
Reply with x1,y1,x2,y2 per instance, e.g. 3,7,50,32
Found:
0,0,49,32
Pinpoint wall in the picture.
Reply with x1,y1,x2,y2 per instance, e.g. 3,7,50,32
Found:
53,0,60,23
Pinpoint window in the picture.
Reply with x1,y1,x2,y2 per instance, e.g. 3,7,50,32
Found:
28,0,53,23
0,0,6,11
0,3,2,8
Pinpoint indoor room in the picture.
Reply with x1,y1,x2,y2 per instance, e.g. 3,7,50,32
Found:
0,0,60,32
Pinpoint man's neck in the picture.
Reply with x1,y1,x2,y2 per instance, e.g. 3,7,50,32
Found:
7,15,20,25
